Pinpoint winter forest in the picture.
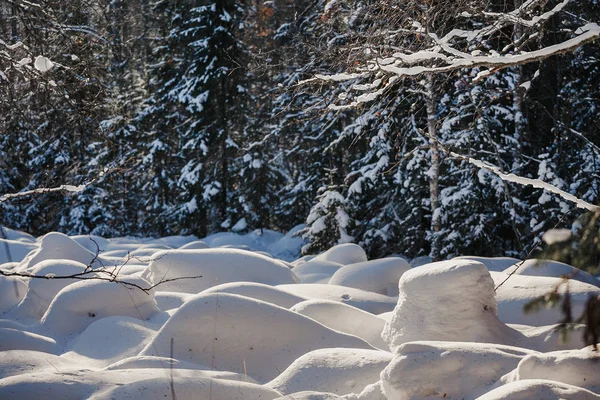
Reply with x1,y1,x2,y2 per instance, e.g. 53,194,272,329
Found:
1,0,599,261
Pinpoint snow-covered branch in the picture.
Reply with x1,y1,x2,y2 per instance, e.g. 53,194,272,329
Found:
446,149,600,213
0,181,95,203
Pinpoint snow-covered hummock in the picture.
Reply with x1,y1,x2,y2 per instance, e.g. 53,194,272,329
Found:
70,235,111,253
328,257,411,296
381,341,537,400
200,282,307,309
267,348,392,396
139,293,372,383
0,238,36,264
491,271,600,326
141,248,299,294
18,232,105,271
8,260,91,322
62,316,157,368
293,259,343,284
0,276,26,313
382,260,520,350
503,259,600,288
477,379,600,400
277,284,397,314
178,239,210,249
291,300,388,349
0,368,281,400
501,347,600,393
312,243,368,265
39,276,159,337
453,256,521,272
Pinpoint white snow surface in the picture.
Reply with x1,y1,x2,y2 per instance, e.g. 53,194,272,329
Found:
1,228,600,399
328,257,411,296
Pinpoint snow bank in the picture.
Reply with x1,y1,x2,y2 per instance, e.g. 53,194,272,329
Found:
453,256,520,272
18,232,104,271
276,392,343,399
268,348,391,396
0,350,75,378
71,235,110,253
477,379,600,400
381,341,536,400
277,284,397,314
154,291,192,311
293,259,343,284
141,248,298,294
508,347,600,392
39,276,159,337
0,238,37,264
89,376,282,400
201,282,307,308
0,327,60,354
409,255,432,267
139,293,372,382
313,243,368,265
491,271,600,325
10,260,91,321
0,276,26,313
382,260,520,350
179,240,210,249
290,300,387,349
62,316,156,368
0,367,280,400
328,257,410,296
503,259,600,288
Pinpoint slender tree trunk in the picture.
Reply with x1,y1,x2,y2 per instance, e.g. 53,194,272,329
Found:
426,75,441,259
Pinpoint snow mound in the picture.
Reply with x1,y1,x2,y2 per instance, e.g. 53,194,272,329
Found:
267,348,392,396
201,282,307,308
71,235,110,253
453,256,521,272
89,376,282,400
275,392,343,400
477,379,600,400
381,341,537,400
0,227,35,242
0,350,75,378
503,259,600,288
154,291,191,311
491,271,600,325
0,238,37,264
179,240,210,249
508,347,600,392
313,243,368,265
62,316,156,368
39,276,159,337
147,235,198,248
18,232,104,271
277,284,397,314
0,368,278,400
141,248,298,294
290,300,387,349
328,257,410,296
139,293,372,382
0,276,26,313
382,260,519,350
10,260,91,321
293,259,343,284
0,327,60,354
409,255,432,268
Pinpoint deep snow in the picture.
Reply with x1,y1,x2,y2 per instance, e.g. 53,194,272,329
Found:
0,228,599,399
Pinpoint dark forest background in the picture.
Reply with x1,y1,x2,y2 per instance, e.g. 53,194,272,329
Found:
0,0,599,260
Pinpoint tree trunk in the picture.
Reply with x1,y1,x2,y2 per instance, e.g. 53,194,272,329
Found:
426,75,441,259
